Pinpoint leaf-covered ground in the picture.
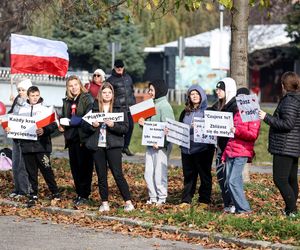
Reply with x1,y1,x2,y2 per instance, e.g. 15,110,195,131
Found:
0,158,299,248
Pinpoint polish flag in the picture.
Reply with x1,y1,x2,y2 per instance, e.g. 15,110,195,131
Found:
0,115,8,129
11,34,69,77
35,106,56,129
130,98,156,123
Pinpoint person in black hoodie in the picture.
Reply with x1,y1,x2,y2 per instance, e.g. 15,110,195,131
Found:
259,71,300,217
210,77,237,213
84,82,134,212
107,59,135,156
19,86,59,207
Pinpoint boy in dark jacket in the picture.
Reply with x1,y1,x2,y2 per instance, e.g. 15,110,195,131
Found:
20,86,59,207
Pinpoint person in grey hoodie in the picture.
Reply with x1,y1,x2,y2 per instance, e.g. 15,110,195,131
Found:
179,85,215,206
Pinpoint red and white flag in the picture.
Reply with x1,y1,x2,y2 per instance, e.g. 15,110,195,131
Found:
11,34,69,77
129,98,156,123
35,106,56,129
0,115,8,129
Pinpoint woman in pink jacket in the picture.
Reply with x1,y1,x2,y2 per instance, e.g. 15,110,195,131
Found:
222,88,260,215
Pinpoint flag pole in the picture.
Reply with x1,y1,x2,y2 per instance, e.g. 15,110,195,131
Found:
10,73,14,103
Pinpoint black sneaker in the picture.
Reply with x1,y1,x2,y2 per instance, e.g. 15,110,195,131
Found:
74,196,89,205
122,148,134,156
50,192,61,201
27,195,38,208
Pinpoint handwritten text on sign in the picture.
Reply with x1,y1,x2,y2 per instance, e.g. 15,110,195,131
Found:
194,117,217,144
166,118,190,148
82,110,124,125
204,111,234,138
7,115,37,140
142,122,165,147
236,94,260,122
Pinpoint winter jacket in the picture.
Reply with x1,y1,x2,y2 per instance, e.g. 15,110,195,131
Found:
84,81,101,100
221,111,260,162
61,92,94,147
8,95,27,115
264,92,300,158
19,99,57,153
83,102,129,151
179,85,212,155
106,69,136,110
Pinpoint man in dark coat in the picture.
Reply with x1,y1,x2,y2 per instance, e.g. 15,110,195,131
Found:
107,59,136,156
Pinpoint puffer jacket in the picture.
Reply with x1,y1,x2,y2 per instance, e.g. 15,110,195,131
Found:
264,92,300,157
106,69,136,110
179,85,212,155
221,111,260,162
83,102,129,151
61,92,94,146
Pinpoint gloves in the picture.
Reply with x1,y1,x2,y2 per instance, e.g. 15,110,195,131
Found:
70,115,82,126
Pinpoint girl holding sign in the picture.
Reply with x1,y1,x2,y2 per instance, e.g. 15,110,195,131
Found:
138,80,175,205
221,88,260,216
259,72,300,217
211,77,237,213
84,82,134,212
178,85,215,207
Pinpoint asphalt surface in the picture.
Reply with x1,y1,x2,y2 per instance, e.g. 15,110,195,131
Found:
0,216,219,250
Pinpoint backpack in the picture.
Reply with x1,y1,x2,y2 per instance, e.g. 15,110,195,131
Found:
0,148,12,171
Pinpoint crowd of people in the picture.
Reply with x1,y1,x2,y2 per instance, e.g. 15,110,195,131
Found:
0,61,299,217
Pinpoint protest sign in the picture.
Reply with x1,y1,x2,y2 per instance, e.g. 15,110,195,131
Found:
166,118,190,148
204,110,234,138
236,94,260,122
193,117,217,144
7,115,37,140
142,121,165,147
82,110,124,125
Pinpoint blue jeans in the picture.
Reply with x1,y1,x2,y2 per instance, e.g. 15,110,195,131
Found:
226,157,251,213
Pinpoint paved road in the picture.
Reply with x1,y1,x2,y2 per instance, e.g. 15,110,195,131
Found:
0,216,219,250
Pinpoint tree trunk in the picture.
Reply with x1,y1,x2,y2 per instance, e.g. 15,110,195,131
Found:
230,0,251,182
230,0,249,89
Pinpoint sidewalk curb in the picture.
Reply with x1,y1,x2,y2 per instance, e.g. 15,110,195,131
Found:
0,199,297,250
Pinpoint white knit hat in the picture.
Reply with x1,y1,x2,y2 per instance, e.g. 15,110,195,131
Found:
93,69,106,80
17,79,32,90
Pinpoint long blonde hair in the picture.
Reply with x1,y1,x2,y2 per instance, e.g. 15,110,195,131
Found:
97,82,114,112
66,75,87,99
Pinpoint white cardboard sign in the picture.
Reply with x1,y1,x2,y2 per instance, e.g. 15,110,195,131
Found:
7,114,37,140
82,110,124,125
204,110,234,138
142,121,165,147
236,94,260,122
166,118,190,148
194,117,217,144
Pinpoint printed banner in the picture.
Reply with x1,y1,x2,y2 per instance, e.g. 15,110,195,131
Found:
142,121,165,147
204,110,234,138
82,111,124,125
193,117,217,144
236,94,260,122
7,115,37,140
166,118,190,148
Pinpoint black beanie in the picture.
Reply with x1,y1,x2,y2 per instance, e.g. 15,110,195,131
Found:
114,59,124,68
237,87,250,96
216,81,225,91
149,80,168,99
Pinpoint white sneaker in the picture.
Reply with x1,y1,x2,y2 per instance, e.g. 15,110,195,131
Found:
146,199,157,205
156,199,166,206
223,206,236,214
99,202,110,212
124,203,135,212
